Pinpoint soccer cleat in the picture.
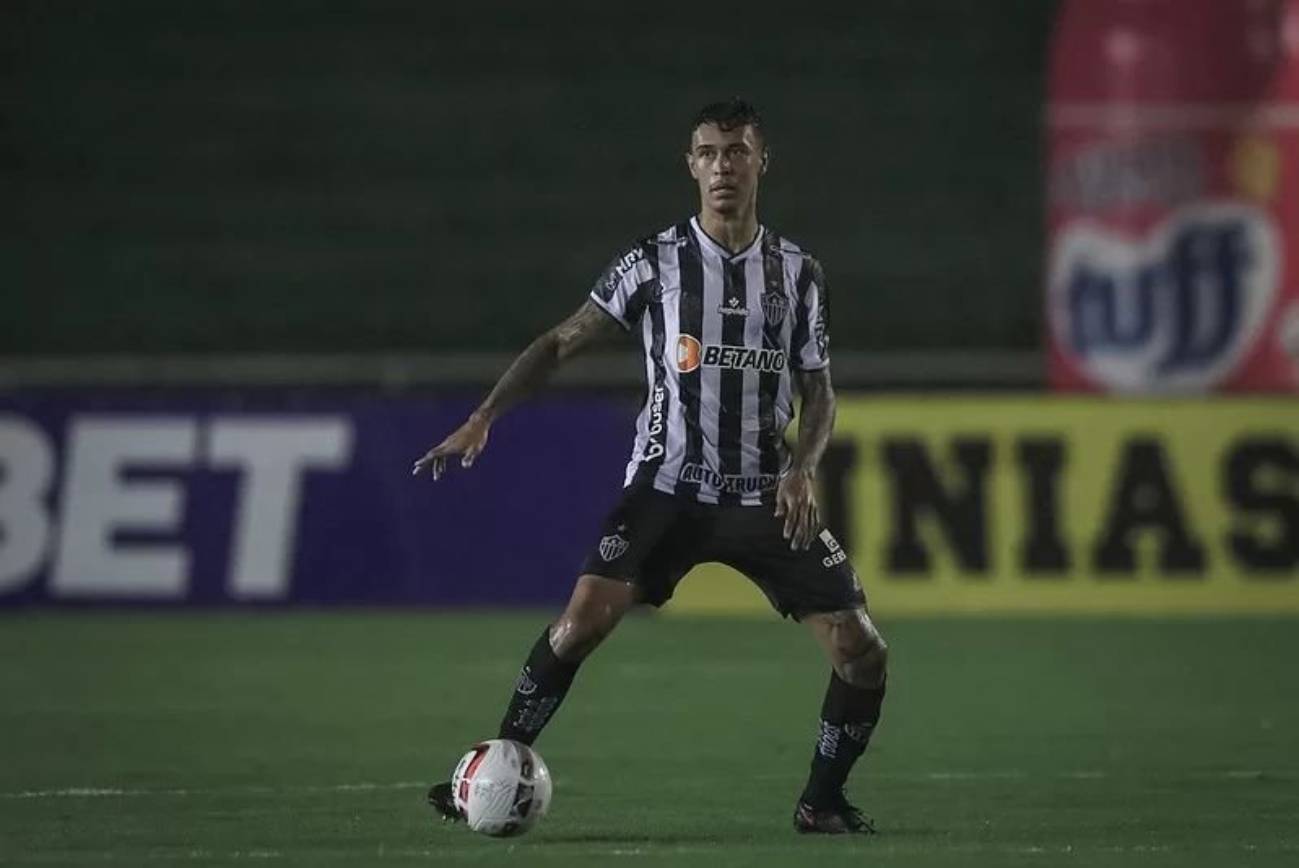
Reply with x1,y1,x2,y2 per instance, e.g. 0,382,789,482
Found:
427,781,462,823
793,794,877,835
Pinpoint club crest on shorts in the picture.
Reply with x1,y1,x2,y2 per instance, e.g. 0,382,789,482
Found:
599,533,630,562
762,291,788,326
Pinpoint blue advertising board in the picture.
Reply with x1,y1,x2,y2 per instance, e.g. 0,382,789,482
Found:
0,391,638,607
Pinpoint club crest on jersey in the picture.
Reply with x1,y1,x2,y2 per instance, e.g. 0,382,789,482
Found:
599,534,630,562
762,291,788,326
677,334,702,373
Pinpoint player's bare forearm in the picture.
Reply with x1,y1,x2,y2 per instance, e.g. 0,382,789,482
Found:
473,334,561,425
475,300,621,422
789,367,836,477
412,300,621,479
775,367,835,549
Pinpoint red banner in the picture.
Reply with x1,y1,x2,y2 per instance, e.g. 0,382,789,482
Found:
1047,0,1299,392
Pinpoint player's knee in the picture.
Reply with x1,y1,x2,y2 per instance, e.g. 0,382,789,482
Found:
835,633,888,688
550,577,635,660
550,610,615,660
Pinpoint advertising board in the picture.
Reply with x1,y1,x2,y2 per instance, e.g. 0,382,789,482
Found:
671,397,1299,615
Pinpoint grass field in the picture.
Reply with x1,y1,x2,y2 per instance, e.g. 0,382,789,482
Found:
1,613,1297,867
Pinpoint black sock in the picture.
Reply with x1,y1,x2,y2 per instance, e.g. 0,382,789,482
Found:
800,671,886,807
497,626,580,745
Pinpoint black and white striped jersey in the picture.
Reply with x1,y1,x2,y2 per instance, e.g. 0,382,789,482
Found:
589,217,830,506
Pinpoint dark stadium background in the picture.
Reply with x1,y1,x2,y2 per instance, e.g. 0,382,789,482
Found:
4,0,1049,367
3,2,1297,867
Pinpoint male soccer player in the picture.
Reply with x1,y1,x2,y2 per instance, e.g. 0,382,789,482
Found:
414,99,888,834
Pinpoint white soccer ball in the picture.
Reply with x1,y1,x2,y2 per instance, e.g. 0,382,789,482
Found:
450,739,552,837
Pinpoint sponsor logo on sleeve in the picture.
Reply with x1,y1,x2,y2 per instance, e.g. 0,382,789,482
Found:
813,314,828,359
598,248,646,301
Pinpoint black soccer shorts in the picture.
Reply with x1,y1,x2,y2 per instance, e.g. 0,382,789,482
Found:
578,484,866,619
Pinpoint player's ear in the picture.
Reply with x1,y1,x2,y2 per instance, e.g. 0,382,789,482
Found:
760,148,770,175
685,150,698,179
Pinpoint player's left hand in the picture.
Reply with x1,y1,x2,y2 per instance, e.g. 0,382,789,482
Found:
411,411,491,480
774,469,819,550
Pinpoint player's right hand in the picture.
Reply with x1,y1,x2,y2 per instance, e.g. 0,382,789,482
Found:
412,412,491,480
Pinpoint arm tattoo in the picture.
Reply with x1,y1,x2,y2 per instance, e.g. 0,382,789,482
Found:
555,301,624,360
477,301,622,421
790,367,836,476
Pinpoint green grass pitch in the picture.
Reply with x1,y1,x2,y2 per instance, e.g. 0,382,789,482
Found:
1,613,1297,867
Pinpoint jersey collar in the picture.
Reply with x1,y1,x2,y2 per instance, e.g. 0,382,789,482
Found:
690,216,765,262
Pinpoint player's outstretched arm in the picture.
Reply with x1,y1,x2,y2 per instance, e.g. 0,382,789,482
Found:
775,366,836,549
412,300,623,480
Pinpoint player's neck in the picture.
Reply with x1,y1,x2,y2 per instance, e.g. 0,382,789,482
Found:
696,207,760,255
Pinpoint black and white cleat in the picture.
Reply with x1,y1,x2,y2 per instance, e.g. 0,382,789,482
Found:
427,781,461,823
793,794,877,835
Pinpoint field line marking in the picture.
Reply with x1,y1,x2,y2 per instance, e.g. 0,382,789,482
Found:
4,770,1290,800
0,781,427,799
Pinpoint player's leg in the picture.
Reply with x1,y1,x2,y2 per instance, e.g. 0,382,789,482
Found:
430,574,636,821
713,511,882,833
494,485,686,747
496,574,639,744
798,606,888,827
431,484,692,822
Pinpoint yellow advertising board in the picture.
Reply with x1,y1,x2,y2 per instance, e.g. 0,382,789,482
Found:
667,397,1298,616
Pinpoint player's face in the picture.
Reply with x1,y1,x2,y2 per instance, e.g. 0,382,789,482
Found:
686,123,767,215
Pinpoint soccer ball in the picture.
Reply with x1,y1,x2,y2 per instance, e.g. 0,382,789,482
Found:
450,739,552,836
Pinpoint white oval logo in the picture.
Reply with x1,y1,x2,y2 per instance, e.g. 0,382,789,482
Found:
1048,202,1279,392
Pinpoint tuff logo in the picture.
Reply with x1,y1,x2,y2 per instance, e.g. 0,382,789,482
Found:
1049,203,1279,391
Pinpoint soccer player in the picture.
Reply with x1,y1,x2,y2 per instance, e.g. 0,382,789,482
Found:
414,98,888,834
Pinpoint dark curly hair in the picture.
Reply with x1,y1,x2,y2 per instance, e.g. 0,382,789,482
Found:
691,98,765,143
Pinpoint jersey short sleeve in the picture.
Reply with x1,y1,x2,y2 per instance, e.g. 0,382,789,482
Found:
792,256,830,371
589,244,655,331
